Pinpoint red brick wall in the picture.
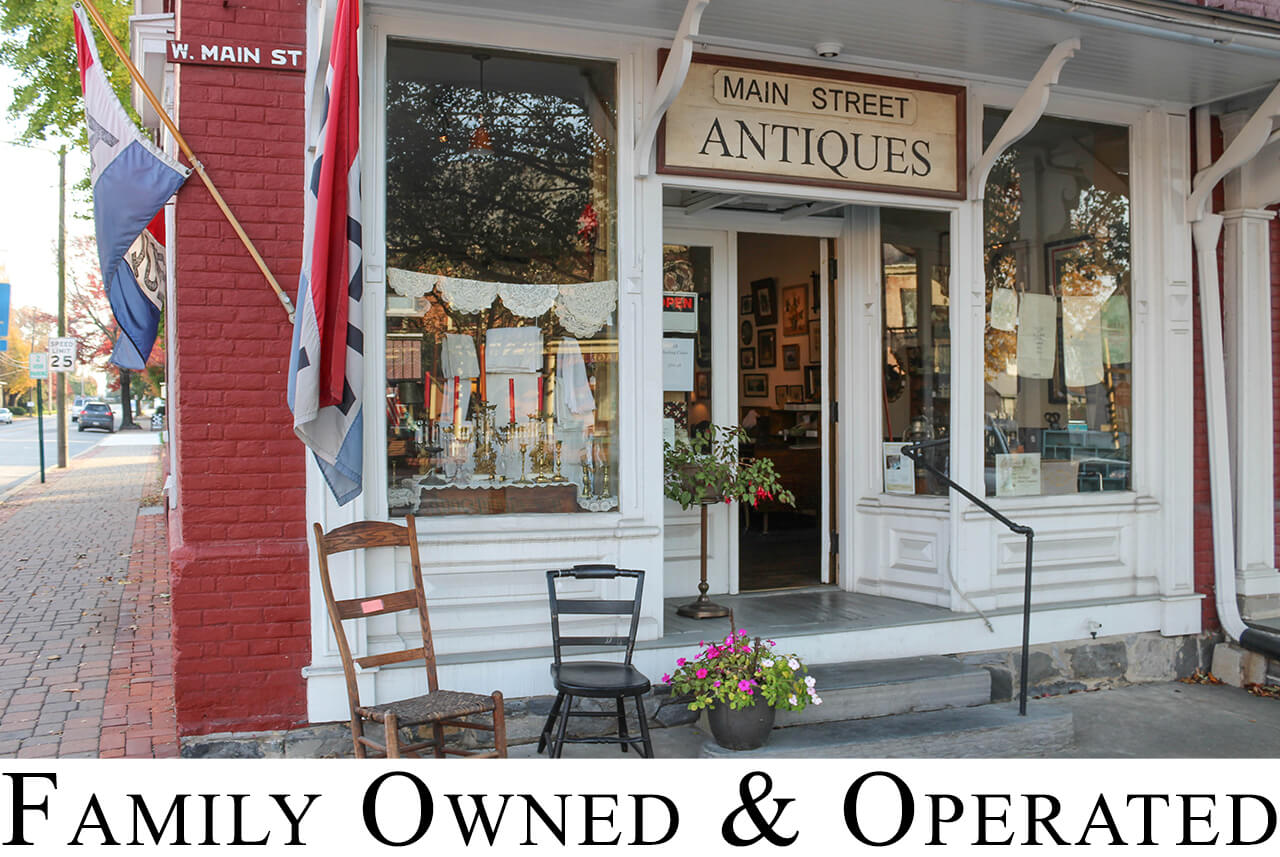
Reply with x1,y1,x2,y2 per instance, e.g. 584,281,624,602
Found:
169,0,309,735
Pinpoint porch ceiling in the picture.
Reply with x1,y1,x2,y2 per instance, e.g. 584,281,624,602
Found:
412,0,1280,105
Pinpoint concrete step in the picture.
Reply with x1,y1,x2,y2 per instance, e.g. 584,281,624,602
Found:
775,655,992,727
702,702,1073,758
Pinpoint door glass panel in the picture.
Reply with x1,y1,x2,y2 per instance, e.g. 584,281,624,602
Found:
881,208,951,495
662,244,713,443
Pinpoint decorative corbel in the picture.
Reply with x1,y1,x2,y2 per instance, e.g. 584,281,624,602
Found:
969,38,1080,200
1187,80,1280,222
635,0,710,178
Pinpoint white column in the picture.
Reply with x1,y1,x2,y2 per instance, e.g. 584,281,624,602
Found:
1221,208,1280,609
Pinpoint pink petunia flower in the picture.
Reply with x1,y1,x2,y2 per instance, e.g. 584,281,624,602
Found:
677,658,686,666
737,679,751,691
696,668,708,679
713,680,721,687
662,673,671,683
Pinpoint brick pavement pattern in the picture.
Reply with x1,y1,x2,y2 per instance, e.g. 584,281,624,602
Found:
0,443,177,758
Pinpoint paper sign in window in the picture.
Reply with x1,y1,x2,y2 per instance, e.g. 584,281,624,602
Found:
1063,295,1104,387
662,338,695,391
1015,293,1056,380
990,287,1017,331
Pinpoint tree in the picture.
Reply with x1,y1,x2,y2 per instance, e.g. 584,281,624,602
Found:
0,305,56,407
0,0,134,144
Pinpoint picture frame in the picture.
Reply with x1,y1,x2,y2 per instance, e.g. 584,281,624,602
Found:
740,294,753,315
788,384,804,403
804,364,821,402
757,328,777,368
740,319,754,346
695,371,710,400
743,373,768,398
740,348,755,370
775,385,788,406
752,277,778,326
782,284,809,336
1045,237,1094,297
782,343,800,370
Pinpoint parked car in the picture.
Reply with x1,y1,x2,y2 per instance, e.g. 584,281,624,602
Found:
0,408,12,425
72,396,86,422
78,401,115,433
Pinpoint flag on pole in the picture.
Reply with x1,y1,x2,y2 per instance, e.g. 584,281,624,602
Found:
288,0,364,505
73,3,188,370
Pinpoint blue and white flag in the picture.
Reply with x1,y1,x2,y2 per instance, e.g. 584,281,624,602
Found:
287,0,364,505
74,4,189,370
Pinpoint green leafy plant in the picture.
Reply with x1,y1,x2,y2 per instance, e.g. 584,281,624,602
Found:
664,629,821,712
662,424,795,510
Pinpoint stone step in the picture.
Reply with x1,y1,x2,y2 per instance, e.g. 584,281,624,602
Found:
775,655,992,727
702,702,1073,758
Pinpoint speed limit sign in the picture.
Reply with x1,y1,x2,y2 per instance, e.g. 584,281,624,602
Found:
49,337,77,373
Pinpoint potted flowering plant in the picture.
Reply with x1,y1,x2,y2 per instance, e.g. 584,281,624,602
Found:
664,629,821,750
663,425,795,510
664,425,796,619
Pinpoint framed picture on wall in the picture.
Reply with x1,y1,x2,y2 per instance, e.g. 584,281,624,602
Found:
740,348,756,370
804,364,821,401
740,319,753,346
782,284,809,336
695,371,710,400
743,374,768,398
775,385,788,406
757,328,777,367
740,294,753,315
752,278,778,325
782,344,800,370
809,325,820,357
788,384,804,403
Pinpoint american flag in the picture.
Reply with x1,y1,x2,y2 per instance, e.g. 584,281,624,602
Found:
287,0,364,504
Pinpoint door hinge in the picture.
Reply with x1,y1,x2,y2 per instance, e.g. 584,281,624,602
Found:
830,532,839,554
831,401,838,423
828,257,838,281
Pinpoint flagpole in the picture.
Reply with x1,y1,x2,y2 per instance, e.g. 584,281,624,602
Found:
76,0,296,323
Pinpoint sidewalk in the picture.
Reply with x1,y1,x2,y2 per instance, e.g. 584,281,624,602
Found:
0,434,176,758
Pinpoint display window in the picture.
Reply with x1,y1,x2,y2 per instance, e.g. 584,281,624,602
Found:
382,41,619,515
981,110,1132,497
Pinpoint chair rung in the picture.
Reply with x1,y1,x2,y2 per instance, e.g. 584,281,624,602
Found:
559,635,629,647
555,599,636,615
356,647,425,669
335,589,419,619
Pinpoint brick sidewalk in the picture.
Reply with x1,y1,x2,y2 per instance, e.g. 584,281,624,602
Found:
0,440,177,758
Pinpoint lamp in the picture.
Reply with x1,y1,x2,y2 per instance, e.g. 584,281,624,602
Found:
465,54,495,159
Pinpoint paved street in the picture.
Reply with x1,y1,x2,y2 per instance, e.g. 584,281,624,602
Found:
0,435,175,758
0,412,130,496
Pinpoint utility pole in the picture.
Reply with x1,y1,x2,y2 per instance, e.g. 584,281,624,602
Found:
56,145,67,468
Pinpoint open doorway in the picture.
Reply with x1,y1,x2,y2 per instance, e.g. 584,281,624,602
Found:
737,232,825,590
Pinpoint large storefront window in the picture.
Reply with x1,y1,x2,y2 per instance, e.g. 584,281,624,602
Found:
383,42,618,515
882,208,951,495
982,110,1131,497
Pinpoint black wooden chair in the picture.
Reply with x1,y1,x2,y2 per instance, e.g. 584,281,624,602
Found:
538,565,654,758
313,516,507,758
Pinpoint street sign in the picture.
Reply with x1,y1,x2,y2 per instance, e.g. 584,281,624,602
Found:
49,337,77,372
29,352,48,380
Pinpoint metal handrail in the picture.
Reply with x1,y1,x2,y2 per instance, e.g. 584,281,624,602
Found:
902,439,1036,716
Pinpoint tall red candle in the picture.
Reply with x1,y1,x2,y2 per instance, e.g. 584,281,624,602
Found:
508,378,516,424
537,375,545,418
453,375,460,426
424,372,432,419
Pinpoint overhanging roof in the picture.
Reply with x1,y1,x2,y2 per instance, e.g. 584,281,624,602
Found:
403,0,1280,105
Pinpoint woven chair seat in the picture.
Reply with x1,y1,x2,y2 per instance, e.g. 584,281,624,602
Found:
360,690,497,727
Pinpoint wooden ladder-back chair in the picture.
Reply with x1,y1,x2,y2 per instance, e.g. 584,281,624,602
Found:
313,516,506,758
538,565,653,758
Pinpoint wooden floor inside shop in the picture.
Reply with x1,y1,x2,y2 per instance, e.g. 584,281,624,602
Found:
655,588,953,648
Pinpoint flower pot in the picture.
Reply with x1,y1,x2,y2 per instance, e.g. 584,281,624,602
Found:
707,700,776,750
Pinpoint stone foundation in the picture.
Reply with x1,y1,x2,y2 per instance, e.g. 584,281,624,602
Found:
959,630,1220,701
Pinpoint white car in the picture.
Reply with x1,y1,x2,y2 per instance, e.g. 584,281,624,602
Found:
0,408,12,425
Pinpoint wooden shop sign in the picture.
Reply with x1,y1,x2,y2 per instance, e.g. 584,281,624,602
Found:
659,53,966,199
167,38,305,72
